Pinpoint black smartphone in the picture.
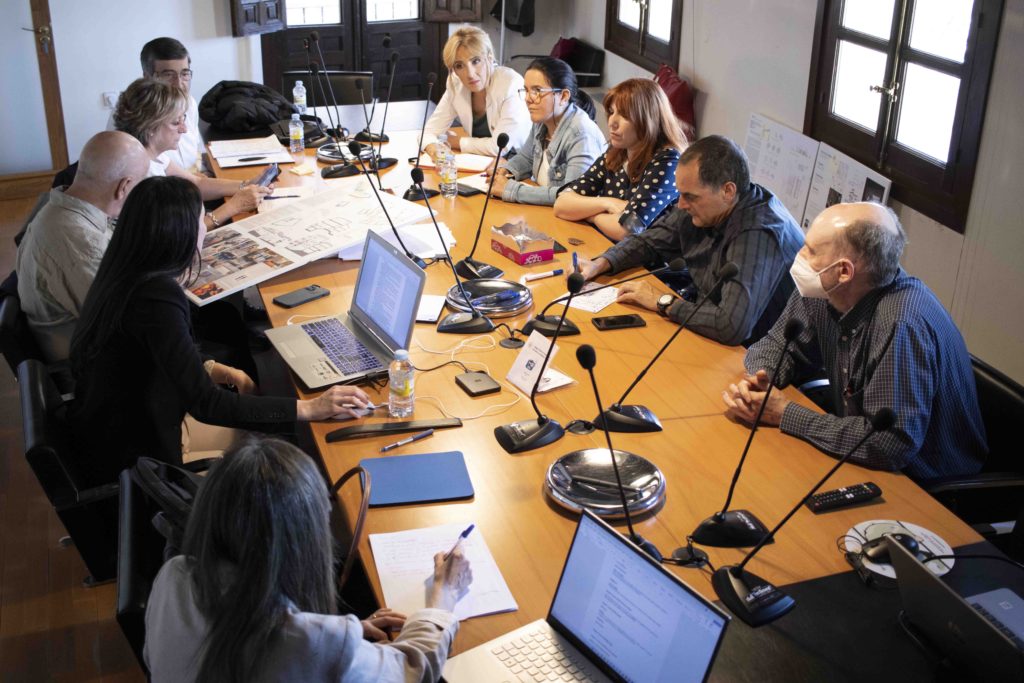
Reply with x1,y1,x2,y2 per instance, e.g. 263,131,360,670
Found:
592,314,646,331
456,183,483,197
253,162,280,187
272,284,330,308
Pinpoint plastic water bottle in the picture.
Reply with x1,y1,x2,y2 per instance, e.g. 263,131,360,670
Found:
388,349,415,417
289,114,304,154
434,134,451,167
439,153,458,199
292,80,307,114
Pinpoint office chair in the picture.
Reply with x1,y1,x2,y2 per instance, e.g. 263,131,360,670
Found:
508,37,604,87
1,282,74,393
18,359,117,585
282,70,374,107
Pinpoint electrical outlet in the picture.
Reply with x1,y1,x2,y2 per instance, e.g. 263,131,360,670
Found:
102,91,119,109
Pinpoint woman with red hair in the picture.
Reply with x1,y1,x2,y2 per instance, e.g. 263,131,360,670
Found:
554,78,687,242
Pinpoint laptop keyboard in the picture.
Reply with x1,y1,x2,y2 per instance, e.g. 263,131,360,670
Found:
302,318,382,376
491,625,600,682
972,602,1024,649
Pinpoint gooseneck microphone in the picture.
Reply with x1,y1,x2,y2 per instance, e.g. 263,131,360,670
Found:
454,133,510,280
595,261,739,433
404,73,440,202
308,32,344,141
712,408,896,627
689,318,805,547
354,38,388,144
371,51,400,184
493,273,585,453
347,142,425,269
576,344,664,562
412,168,494,334
522,257,687,338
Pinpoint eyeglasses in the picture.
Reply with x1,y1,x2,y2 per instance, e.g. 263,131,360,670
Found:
156,69,194,81
518,87,562,101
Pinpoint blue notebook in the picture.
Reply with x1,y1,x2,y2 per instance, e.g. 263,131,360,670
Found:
359,451,474,507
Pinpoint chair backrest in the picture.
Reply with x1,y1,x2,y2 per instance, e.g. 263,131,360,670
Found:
1,284,45,378
549,38,604,88
282,70,374,107
972,356,1024,473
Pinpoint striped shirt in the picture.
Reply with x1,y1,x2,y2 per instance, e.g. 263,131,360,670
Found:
745,272,987,480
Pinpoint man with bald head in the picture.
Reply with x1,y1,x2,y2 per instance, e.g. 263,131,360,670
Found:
17,130,150,361
723,202,986,480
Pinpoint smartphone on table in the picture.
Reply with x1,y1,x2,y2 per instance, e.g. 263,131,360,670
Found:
592,314,646,331
272,284,330,308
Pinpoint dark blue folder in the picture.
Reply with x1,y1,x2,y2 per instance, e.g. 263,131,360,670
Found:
359,451,474,507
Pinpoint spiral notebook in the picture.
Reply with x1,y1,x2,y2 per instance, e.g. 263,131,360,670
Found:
359,451,474,506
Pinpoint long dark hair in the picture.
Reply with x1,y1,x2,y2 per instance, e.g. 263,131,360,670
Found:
70,175,202,377
526,56,596,120
183,437,337,683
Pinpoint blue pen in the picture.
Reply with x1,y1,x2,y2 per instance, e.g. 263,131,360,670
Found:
471,290,522,306
443,524,475,560
572,252,579,273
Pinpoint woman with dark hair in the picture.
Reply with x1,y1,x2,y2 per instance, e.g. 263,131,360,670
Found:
144,437,472,682
485,57,605,206
554,78,687,242
68,176,370,484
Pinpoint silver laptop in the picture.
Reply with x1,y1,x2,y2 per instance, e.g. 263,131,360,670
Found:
889,536,1024,680
266,230,425,389
444,509,729,683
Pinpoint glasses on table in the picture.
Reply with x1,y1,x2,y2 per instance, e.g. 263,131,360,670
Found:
518,87,562,101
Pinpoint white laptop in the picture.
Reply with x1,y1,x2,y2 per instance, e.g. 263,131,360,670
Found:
266,230,425,389
444,509,729,683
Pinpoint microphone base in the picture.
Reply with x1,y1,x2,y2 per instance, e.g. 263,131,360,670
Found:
371,156,398,171
691,510,772,548
455,257,504,280
437,312,494,335
403,185,439,201
321,164,360,179
316,142,348,163
712,565,795,627
355,130,389,143
593,405,663,433
671,542,709,569
629,533,663,563
494,417,564,454
521,315,580,338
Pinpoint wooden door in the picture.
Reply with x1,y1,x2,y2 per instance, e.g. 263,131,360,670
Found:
261,2,359,96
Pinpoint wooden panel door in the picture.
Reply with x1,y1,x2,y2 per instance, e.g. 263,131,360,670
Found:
261,2,358,97
361,12,446,102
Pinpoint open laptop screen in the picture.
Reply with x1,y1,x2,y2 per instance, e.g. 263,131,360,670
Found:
351,231,425,352
549,511,729,683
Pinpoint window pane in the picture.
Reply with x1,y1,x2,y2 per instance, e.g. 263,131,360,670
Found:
895,62,960,163
647,0,673,42
841,0,896,40
285,0,340,26
909,0,973,63
367,0,419,23
831,40,887,132
617,0,641,29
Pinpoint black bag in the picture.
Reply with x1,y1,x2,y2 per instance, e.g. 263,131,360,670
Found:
199,80,297,133
132,457,206,560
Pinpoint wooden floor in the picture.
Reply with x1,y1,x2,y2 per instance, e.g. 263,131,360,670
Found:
0,196,144,682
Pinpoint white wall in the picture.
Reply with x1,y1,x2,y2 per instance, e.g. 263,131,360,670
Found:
450,1,574,71
49,0,263,162
566,0,1024,384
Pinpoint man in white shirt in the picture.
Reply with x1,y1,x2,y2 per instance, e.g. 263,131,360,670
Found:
16,131,150,361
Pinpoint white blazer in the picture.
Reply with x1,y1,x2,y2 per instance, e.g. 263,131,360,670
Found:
423,66,531,157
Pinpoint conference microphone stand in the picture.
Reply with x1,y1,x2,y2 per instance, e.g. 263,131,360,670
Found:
354,77,386,144
712,409,896,627
689,318,806,547
403,73,440,202
413,168,494,334
493,273,585,453
347,142,426,269
594,262,739,433
521,258,688,339
309,63,359,177
454,133,509,280
370,51,400,185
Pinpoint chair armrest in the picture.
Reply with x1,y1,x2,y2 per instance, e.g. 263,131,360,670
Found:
71,481,121,507
922,471,1024,496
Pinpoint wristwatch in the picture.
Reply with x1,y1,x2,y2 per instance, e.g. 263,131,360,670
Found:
657,293,676,317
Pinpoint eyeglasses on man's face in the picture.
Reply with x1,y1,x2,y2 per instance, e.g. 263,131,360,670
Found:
156,69,194,82
518,87,562,101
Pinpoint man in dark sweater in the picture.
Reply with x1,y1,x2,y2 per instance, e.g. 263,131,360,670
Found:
578,135,804,346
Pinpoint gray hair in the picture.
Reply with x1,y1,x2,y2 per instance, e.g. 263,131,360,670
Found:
678,135,750,191
838,205,907,287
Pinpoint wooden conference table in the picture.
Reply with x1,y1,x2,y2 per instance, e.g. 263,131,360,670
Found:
212,139,981,654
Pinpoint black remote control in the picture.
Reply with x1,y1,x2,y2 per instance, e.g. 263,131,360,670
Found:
805,482,882,513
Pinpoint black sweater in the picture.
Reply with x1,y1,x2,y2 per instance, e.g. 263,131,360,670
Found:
69,276,295,485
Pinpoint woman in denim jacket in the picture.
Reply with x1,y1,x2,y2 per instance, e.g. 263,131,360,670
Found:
486,57,605,207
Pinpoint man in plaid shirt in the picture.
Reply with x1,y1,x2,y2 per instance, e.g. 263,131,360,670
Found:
723,202,986,480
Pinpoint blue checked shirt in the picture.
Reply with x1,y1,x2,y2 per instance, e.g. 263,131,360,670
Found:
744,271,987,480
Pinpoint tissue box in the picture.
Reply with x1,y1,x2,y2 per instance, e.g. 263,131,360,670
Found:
490,221,554,265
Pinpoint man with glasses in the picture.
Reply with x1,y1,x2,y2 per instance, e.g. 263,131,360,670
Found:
108,37,203,172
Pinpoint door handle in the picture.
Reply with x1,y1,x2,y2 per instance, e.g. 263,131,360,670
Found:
22,25,52,54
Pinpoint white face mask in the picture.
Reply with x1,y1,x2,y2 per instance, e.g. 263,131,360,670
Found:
790,254,842,299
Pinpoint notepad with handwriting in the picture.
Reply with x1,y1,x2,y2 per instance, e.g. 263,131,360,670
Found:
368,522,518,620
359,451,473,506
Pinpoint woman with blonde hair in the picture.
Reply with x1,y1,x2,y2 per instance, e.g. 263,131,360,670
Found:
422,26,531,158
114,78,271,230
554,78,687,242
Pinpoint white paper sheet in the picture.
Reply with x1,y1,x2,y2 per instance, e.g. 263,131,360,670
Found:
208,134,284,159
744,113,819,225
506,330,572,394
457,172,492,193
368,522,518,621
257,185,316,213
216,149,295,168
416,294,447,323
336,221,455,260
567,282,618,314
418,152,494,172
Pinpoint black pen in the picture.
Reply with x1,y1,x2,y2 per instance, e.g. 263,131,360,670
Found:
238,156,266,162
264,195,301,200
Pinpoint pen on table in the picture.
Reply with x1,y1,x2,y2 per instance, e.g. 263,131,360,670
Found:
263,194,301,200
443,524,475,561
572,252,579,274
524,268,564,283
380,428,434,453
237,156,266,162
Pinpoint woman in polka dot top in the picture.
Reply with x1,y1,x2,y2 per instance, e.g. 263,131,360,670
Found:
554,78,688,242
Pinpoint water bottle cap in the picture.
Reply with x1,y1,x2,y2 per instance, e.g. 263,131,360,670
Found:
394,349,409,360
292,113,300,121
296,80,303,86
